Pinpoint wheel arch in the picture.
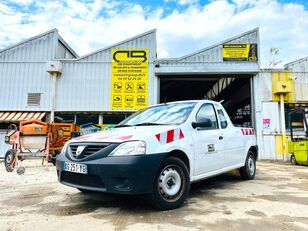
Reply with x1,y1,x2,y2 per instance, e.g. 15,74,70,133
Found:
166,150,190,173
248,145,258,160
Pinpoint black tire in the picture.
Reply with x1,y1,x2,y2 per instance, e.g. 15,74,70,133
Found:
17,167,25,175
49,151,60,166
290,154,297,165
150,157,190,210
77,188,93,193
51,158,57,166
240,151,256,180
4,149,16,172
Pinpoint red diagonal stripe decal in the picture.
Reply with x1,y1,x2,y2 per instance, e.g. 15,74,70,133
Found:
155,133,161,142
166,129,174,143
116,135,133,140
179,129,184,139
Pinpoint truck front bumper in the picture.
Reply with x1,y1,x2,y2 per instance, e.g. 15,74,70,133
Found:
56,153,167,194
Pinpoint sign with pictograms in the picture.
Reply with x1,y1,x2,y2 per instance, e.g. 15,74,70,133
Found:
110,49,148,110
222,44,258,61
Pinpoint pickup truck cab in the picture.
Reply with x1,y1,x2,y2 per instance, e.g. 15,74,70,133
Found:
56,100,258,210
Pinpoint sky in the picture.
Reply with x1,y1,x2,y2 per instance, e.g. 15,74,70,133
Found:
0,0,307,67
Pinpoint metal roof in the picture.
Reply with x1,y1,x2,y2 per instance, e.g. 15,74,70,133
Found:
155,28,260,75
0,29,57,54
58,34,79,58
75,29,156,61
284,56,308,67
0,28,78,60
164,28,259,62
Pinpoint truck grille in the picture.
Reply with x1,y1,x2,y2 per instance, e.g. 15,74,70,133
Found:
69,143,109,158
61,172,104,188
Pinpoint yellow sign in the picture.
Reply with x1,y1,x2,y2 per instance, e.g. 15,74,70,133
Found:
223,44,257,61
111,49,148,110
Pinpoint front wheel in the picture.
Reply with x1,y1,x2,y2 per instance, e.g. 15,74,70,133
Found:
150,157,190,210
240,151,256,180
4,149,16,172
290,154,297,165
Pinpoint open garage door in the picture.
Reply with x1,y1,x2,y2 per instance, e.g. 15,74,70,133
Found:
159,75,253,127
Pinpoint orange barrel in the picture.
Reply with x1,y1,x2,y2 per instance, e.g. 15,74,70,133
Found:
20,120,48,135
19,120,48,150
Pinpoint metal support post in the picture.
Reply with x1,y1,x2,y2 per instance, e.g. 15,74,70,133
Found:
280,94,287,160
50,73,57,122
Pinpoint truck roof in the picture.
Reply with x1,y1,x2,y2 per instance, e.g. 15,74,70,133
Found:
155,100,219,106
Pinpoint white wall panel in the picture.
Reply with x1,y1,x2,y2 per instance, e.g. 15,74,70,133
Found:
259,71,272,101
0,132,12,158
285,57,308,101
57,30,157,112
0,63,51,111
261,135,276,159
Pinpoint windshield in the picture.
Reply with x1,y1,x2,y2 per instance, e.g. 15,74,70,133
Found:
117,102,196,126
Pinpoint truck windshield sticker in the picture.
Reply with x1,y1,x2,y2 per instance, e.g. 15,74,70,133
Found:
156,128,184,144
74,134,133,142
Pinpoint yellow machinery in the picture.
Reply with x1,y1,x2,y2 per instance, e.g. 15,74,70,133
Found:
288,109,308,165
49,123,80,153
4,120,80,173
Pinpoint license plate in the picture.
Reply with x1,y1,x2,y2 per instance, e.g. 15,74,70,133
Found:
63,162,88,174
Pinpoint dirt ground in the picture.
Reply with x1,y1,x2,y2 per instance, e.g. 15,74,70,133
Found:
0,160,308,231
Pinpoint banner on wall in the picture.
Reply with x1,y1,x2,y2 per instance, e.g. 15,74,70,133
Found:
110,49,148,110
222,44,258,61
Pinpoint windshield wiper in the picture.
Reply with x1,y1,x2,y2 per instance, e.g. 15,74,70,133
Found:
133,122,168,126
114,124,133,128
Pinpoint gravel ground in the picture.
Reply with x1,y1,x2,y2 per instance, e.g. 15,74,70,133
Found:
0,159,308,231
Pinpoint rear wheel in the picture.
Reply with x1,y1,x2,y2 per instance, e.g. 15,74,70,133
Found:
150,157,190,210
290,154,297,165
4,149,16,172
240,151,256,180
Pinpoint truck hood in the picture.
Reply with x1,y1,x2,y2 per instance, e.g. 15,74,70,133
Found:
70,125,177,143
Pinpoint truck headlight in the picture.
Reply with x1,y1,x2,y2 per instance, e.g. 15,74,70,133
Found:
109,141,146,156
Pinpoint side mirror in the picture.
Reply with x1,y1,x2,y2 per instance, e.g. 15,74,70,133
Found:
192,119,212,129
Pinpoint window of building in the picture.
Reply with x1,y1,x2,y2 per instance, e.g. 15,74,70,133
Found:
103,114,126,125
285,103,308,131
76,114,99,126
27,93,41,106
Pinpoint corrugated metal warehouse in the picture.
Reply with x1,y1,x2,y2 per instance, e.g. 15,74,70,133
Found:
0,28,307,159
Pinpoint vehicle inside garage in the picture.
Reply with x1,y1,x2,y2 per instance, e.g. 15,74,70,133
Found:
159,75,252,126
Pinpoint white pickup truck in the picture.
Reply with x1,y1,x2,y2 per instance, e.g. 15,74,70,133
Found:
56,100,257,210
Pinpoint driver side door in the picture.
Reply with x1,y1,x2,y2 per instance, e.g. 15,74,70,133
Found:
192,103,225,176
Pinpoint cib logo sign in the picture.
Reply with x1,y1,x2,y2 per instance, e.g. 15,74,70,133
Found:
113,50,147,63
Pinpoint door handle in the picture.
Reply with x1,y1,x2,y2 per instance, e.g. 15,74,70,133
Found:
219,136,223,140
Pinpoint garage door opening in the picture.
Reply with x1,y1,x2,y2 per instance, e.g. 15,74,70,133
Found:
159,75,253,127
